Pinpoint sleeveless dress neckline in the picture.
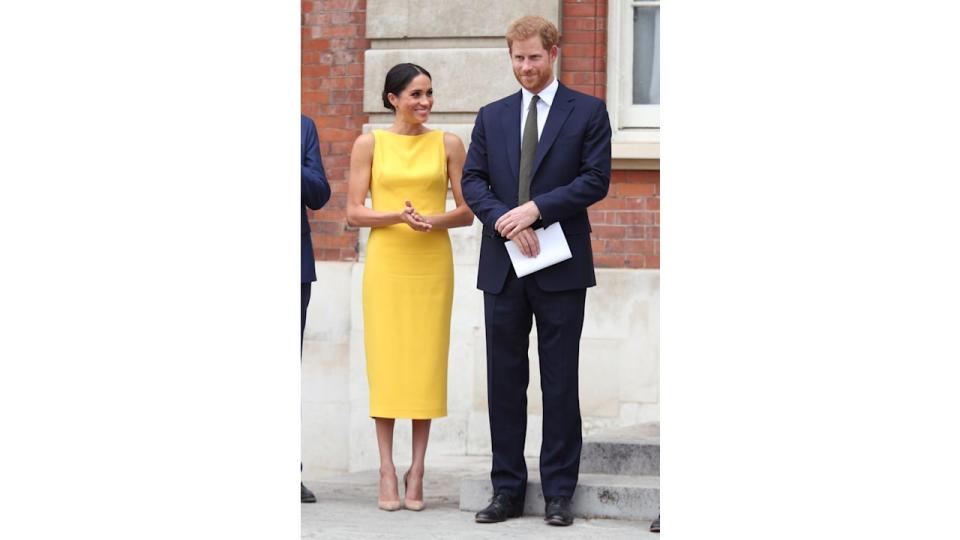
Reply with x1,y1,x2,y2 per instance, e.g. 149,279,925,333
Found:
378,129,434,137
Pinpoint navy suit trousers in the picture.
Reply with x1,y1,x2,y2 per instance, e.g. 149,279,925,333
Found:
483,269,585,500
301,282,311,350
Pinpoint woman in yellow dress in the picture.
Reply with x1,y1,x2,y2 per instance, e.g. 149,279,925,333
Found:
346,63,473,511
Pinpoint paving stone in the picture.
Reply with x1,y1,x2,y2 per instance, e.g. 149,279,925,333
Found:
302,455,654,539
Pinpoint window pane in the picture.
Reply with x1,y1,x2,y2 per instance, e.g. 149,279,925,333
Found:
633,6,660,105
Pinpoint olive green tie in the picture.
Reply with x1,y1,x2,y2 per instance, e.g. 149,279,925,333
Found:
518,95,540,205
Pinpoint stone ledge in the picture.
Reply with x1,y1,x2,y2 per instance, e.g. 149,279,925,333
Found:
581,440,660,476
366,0,559,39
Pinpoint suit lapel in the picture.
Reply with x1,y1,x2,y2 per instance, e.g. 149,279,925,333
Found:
532,83,573,179
499,91,522,184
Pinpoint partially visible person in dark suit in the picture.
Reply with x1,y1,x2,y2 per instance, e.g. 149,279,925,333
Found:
461,16,611,528
301,114,331,503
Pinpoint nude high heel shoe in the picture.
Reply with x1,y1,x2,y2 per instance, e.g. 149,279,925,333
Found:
403,470,425,511
378,499,401,511
378,472,401,511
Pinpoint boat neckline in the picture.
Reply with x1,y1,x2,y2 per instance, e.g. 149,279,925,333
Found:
377,129,436,137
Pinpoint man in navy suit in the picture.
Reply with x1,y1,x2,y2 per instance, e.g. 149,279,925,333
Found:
461,16,611,527
301,114,331,503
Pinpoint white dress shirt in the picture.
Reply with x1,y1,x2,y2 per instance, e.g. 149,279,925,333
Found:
520,77,559,141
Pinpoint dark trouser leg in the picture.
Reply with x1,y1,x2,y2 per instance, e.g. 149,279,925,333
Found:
484,271,533,499
530,282,586,499
301,281,311,352
301,281,311,474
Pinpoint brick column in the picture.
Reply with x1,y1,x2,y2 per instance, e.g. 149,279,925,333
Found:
560,0,607,99
302,0,368,262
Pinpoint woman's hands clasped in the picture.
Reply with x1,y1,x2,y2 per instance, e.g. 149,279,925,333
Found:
400,200,432,232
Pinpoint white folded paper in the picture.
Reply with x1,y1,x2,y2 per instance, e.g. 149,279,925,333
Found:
503,222,573,278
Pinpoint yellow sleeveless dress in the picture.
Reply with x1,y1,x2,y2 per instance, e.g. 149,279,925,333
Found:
363,129,452,419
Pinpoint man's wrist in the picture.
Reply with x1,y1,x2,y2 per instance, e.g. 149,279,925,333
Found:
528,200,541,220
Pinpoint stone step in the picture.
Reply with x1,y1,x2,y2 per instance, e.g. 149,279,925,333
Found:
580,423,660,476
459,470,659,521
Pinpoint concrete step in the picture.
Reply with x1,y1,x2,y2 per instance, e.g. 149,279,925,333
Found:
459,469,659,521
580,423,660,476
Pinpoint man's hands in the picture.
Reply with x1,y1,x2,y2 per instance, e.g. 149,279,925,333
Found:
495,201,540,239
510,227,540,257
400,200,432,232
495,201,541,257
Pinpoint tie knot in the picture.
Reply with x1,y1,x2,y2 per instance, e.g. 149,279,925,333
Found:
530,95,540,108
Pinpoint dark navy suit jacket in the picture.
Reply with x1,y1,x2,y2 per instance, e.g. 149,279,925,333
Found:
302,115,331,283
461,83,612,294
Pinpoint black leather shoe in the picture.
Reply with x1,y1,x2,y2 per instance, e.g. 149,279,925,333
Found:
301,482,316,503
650,514,660,532
474,493,523,523
544,496,574,526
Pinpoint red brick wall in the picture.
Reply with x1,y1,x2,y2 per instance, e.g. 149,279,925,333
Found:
560,0,607,99
589,170,660,268
561,0,659,270
302,0,367,262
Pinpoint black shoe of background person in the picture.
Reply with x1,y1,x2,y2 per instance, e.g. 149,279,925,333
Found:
544,496,574,526
474,492,524,523
301,483,317,503
650,514,660,533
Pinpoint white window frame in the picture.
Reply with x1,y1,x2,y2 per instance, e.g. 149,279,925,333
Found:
607,0,660,160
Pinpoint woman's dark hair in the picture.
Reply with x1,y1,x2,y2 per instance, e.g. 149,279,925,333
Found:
382,63,432,111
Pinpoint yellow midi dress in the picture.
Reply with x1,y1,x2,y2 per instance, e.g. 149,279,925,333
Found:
363,129,453,419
